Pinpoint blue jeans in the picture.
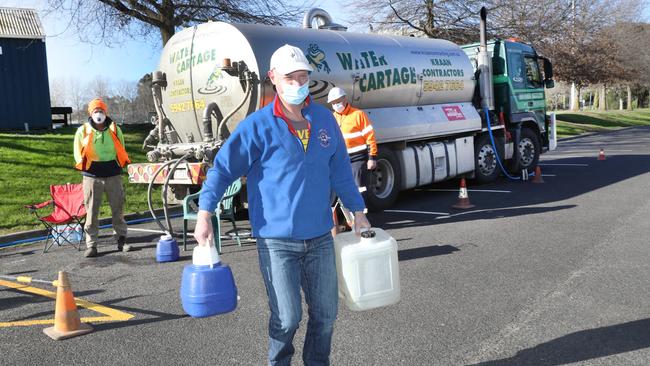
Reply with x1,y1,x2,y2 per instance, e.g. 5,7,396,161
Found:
257,232,338,366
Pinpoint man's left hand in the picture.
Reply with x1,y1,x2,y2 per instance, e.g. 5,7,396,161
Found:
353,211,371,235
367,159,377,170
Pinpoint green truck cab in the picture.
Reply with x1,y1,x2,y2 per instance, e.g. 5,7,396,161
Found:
463,39,555,173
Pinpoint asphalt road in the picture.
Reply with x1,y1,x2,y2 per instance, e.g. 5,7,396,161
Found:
1,127,649,365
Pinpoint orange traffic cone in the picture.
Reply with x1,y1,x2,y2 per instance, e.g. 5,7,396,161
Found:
532,166,544,184
43,271,93,340
598,149,606,161
452,178,475,209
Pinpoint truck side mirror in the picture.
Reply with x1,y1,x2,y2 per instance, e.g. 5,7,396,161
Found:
491,41,505,75
541,57,553,79
492,57,505,75
544,79,555,89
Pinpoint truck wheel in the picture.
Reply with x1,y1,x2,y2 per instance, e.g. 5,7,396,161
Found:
365,148,401,211
510,127,541,173
474,133,502,184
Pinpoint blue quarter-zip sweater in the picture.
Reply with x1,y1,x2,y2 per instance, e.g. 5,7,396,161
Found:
199,97,365,240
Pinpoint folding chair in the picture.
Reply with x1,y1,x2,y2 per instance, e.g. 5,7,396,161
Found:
25,183,86,253
182,178,243,253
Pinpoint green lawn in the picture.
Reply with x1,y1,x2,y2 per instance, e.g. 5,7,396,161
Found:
555,109,650,137
0,124,160,235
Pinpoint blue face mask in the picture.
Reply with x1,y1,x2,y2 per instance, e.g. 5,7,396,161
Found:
281,81,310,105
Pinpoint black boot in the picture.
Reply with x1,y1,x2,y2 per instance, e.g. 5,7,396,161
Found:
117,236,131,252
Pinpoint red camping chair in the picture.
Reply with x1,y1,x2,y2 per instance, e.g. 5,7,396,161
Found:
25,183,86,253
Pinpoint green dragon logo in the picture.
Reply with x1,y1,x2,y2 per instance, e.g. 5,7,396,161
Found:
306,44,331,74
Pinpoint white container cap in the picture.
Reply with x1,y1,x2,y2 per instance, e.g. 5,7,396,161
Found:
160,234,173,241
192,242,220,268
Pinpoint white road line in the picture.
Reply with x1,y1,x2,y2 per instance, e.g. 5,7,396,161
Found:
418,189,511,193
557,149,635,152
538,163,589,167
384,209,450,216
128,228,167,234
435,205,546,220
541,174,556,177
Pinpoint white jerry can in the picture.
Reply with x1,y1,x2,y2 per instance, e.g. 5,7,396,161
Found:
334,228,400,311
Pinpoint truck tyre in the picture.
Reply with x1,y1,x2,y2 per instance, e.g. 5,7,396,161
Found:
365,148,401,211
510,127,541,173
474,133,502,184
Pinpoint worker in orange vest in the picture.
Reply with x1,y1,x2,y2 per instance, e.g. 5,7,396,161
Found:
73,98,131,257
328,87,378,233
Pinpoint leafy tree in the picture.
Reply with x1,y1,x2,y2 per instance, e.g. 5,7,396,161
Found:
47,0,305,46
349,0,503,43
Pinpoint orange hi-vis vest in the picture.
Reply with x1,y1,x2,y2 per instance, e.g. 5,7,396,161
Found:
75,122,130,171
333,104,378,157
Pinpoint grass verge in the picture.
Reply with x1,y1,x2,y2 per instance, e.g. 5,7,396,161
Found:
0,124,161,236
555,108,650,137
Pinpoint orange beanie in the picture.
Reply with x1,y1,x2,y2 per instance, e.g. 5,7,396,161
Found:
87,98,108,115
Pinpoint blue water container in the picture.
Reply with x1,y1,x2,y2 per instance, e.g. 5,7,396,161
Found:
156,234,180,262
180,263,238,317
180,245,237,317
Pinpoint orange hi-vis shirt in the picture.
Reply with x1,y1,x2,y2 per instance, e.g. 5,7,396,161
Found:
333,104,377,158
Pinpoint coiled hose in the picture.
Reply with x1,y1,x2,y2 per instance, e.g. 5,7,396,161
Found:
484,106,534,181
147,152,192,234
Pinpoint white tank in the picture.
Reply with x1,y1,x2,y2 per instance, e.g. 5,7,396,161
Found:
334,228,400,311
158,21,478,143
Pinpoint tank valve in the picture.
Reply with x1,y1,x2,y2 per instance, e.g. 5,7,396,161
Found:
152,71,167,88
221,58,237,75
147,150,162,162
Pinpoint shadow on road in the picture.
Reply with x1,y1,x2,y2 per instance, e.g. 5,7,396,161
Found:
90,295,188,332
0,289,104,314
398,245,460,261
469,318,650,366
369,152,650,231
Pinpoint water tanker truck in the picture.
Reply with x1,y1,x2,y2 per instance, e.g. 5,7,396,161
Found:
128,7,555,221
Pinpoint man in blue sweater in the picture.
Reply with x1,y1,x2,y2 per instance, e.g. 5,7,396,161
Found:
195,44,371,365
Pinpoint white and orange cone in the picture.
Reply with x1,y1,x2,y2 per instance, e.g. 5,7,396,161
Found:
532,166,544,184
43,271,93,340
452,178,475,209
598,148,606,161
331,208,341,237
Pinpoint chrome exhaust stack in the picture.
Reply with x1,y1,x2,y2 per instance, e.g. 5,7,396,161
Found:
478,7,494,110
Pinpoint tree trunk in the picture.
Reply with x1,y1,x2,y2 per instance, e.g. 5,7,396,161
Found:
570,83,580,111
627,85,633,110
593,90,599,110
599,85,607,111
160,25,175,46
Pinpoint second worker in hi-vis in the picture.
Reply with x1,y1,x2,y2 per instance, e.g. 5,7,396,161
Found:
328,87,378,230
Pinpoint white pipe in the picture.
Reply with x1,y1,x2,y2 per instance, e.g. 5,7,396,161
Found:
302,8,333,29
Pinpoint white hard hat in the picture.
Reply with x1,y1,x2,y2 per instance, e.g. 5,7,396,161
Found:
327,87,347,103
269,44,313,75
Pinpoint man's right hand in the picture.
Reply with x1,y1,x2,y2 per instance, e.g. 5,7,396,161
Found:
193,210,214,247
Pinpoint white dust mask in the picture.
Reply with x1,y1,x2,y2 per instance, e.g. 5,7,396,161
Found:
92,112,106,124
332,102,346,113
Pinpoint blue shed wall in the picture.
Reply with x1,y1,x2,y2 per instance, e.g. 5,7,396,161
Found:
0,37,51,130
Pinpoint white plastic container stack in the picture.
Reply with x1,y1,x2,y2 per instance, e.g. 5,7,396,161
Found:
334,228,400,311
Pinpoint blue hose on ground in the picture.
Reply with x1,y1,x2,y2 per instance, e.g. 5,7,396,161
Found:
484,106,534,181
0,213,184,249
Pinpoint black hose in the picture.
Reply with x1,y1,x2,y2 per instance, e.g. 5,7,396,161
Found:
147,159,179,233
161,153,193,235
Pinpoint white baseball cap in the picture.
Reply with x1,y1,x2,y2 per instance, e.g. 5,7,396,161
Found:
327,87,347,103
269,44,313,75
